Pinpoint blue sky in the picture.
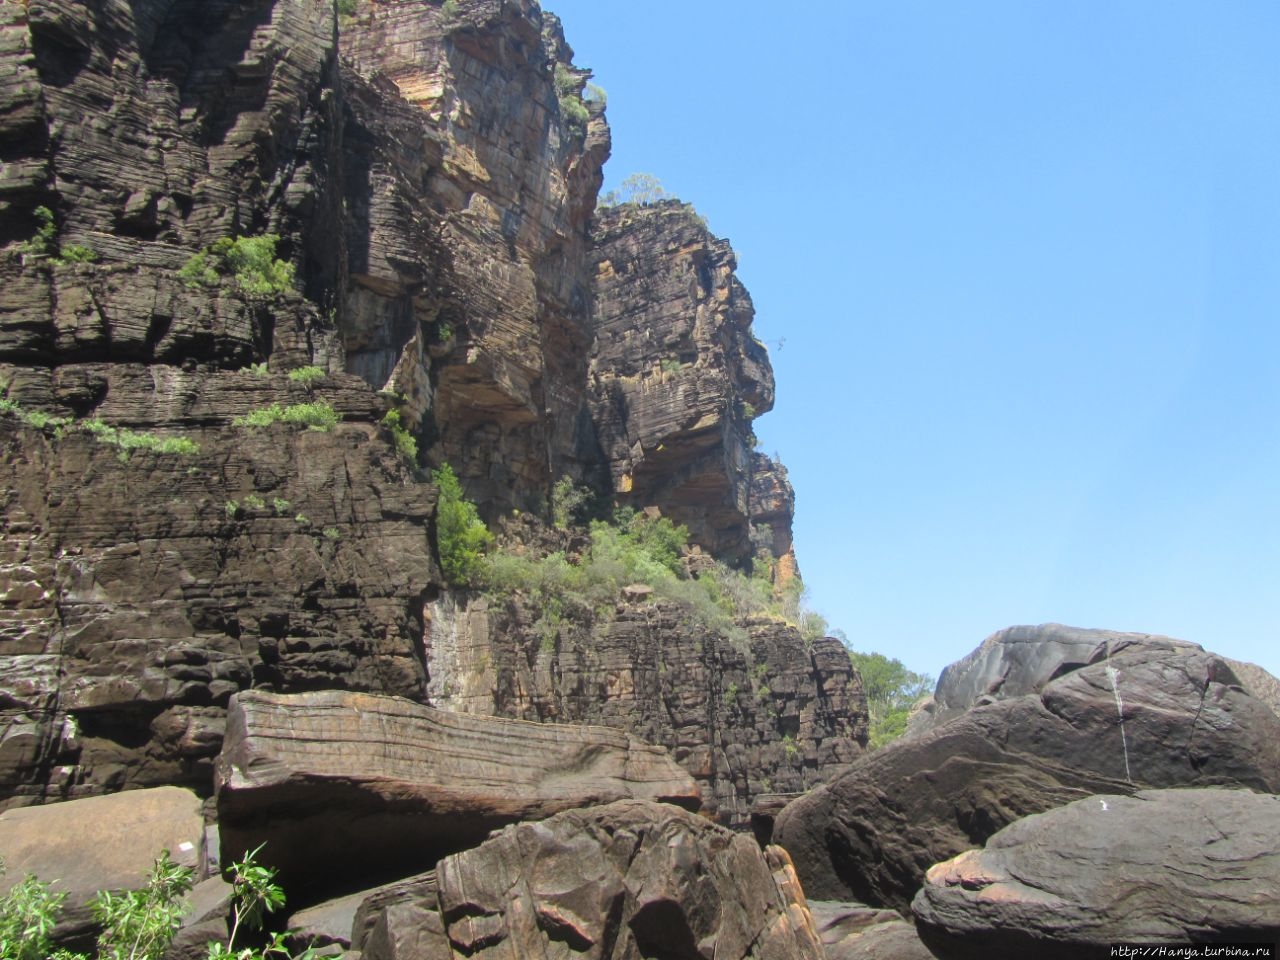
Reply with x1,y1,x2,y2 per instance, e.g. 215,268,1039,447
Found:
549,1,1280,681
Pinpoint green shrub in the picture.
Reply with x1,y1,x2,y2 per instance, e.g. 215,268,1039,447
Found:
659,358,681,375
433,463,492,586
58,244,98,264
337,0,356,15
583,82,607,105
16,206,58,260
287,366,325,388
380,409,418,463
550,475,591,529
599,173,669,207
232,402,338,432
0,866,67,960
179,235,294,297
847,649,934,749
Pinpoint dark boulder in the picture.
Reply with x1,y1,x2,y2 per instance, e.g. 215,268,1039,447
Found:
913,787,1280,960
774,638,1280,911
359,798,825,960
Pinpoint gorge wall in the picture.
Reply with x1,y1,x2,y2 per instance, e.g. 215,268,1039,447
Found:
0,0,864,821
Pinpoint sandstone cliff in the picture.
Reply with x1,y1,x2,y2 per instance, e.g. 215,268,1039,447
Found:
0,0,860,822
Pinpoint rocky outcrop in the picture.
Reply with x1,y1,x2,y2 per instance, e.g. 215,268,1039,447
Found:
340,0,610,509
215,689,701,896
749,451,799,584
774,637,1280,912
913,788,1280,959
588,201,774,562
0,365,435,804
426,595,866,827
359,798,827,960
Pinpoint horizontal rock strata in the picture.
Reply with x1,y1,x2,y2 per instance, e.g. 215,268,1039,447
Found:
215,690,700,895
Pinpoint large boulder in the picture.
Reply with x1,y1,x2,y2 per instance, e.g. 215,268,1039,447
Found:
907,624,1279,736
774,637,1280,912
913,788,1280,959
0,786,205,942
809,902,933,960
359,798,826,960
215,690,701,897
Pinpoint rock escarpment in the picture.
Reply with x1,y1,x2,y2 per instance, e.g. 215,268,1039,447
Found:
427,595,866,826
589,201,773,563
0,0,846,816
774,636,1280,912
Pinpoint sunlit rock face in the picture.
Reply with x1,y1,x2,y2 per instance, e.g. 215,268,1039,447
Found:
341,0,610,513
588,200,774,563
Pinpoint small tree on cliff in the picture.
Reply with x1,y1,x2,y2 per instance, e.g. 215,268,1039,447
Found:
432,463,493,586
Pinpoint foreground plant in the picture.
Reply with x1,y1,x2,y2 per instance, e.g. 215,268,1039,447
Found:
0,847,312,960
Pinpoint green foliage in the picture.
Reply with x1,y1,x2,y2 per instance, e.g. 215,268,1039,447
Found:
242,493,266,511
336,0,356,15
0,863,67,960
847,649,934,749
179,235,294,297
322,526,341,540
232,402,339,432
91,851,193,960
550,475,591,529
0,848,311,960
441,0,458,17
14,207,98,264
553,63,590,135
380,409,418,463
58,244,98,264
433,463,493,585
286,366,325,388
249,362,270,377
583,82,607,105
599,173,669,207
82,418,200,457
659,358,681,375
1,402,197,456
272,498,291,515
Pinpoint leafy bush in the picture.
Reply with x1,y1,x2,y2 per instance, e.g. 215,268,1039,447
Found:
1,847,312,960
336,0,356,15
13,206,98,265
847,649,934,749
232,402,339,432
599,173,669,207
286,366,325,388
583,83,607,105
380,409,418,463
179,235,294,297
550,476,591,529
433,463,493,585
82,419,200,456
553,63,590,136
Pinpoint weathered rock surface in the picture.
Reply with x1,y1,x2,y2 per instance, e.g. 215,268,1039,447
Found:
913,788,1280,959
589,201,774,562
215,690,701,896
427,595,866,827
0,786,205,939
774,637,1280,911
809,902,933,960
359,798,826,960
0,366,435,804
341,0,610,508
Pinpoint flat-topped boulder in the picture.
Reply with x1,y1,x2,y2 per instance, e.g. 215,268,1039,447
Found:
913,788,1280,960
215,690,700,897
774,638,1280,912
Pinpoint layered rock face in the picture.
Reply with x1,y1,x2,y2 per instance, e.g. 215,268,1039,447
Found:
589,201,773,563
215,690,701,895
774,637,1280,912
340,0,611,508
426,595,866,827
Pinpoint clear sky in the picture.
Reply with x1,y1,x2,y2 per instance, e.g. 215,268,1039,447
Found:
548,0,1280,682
